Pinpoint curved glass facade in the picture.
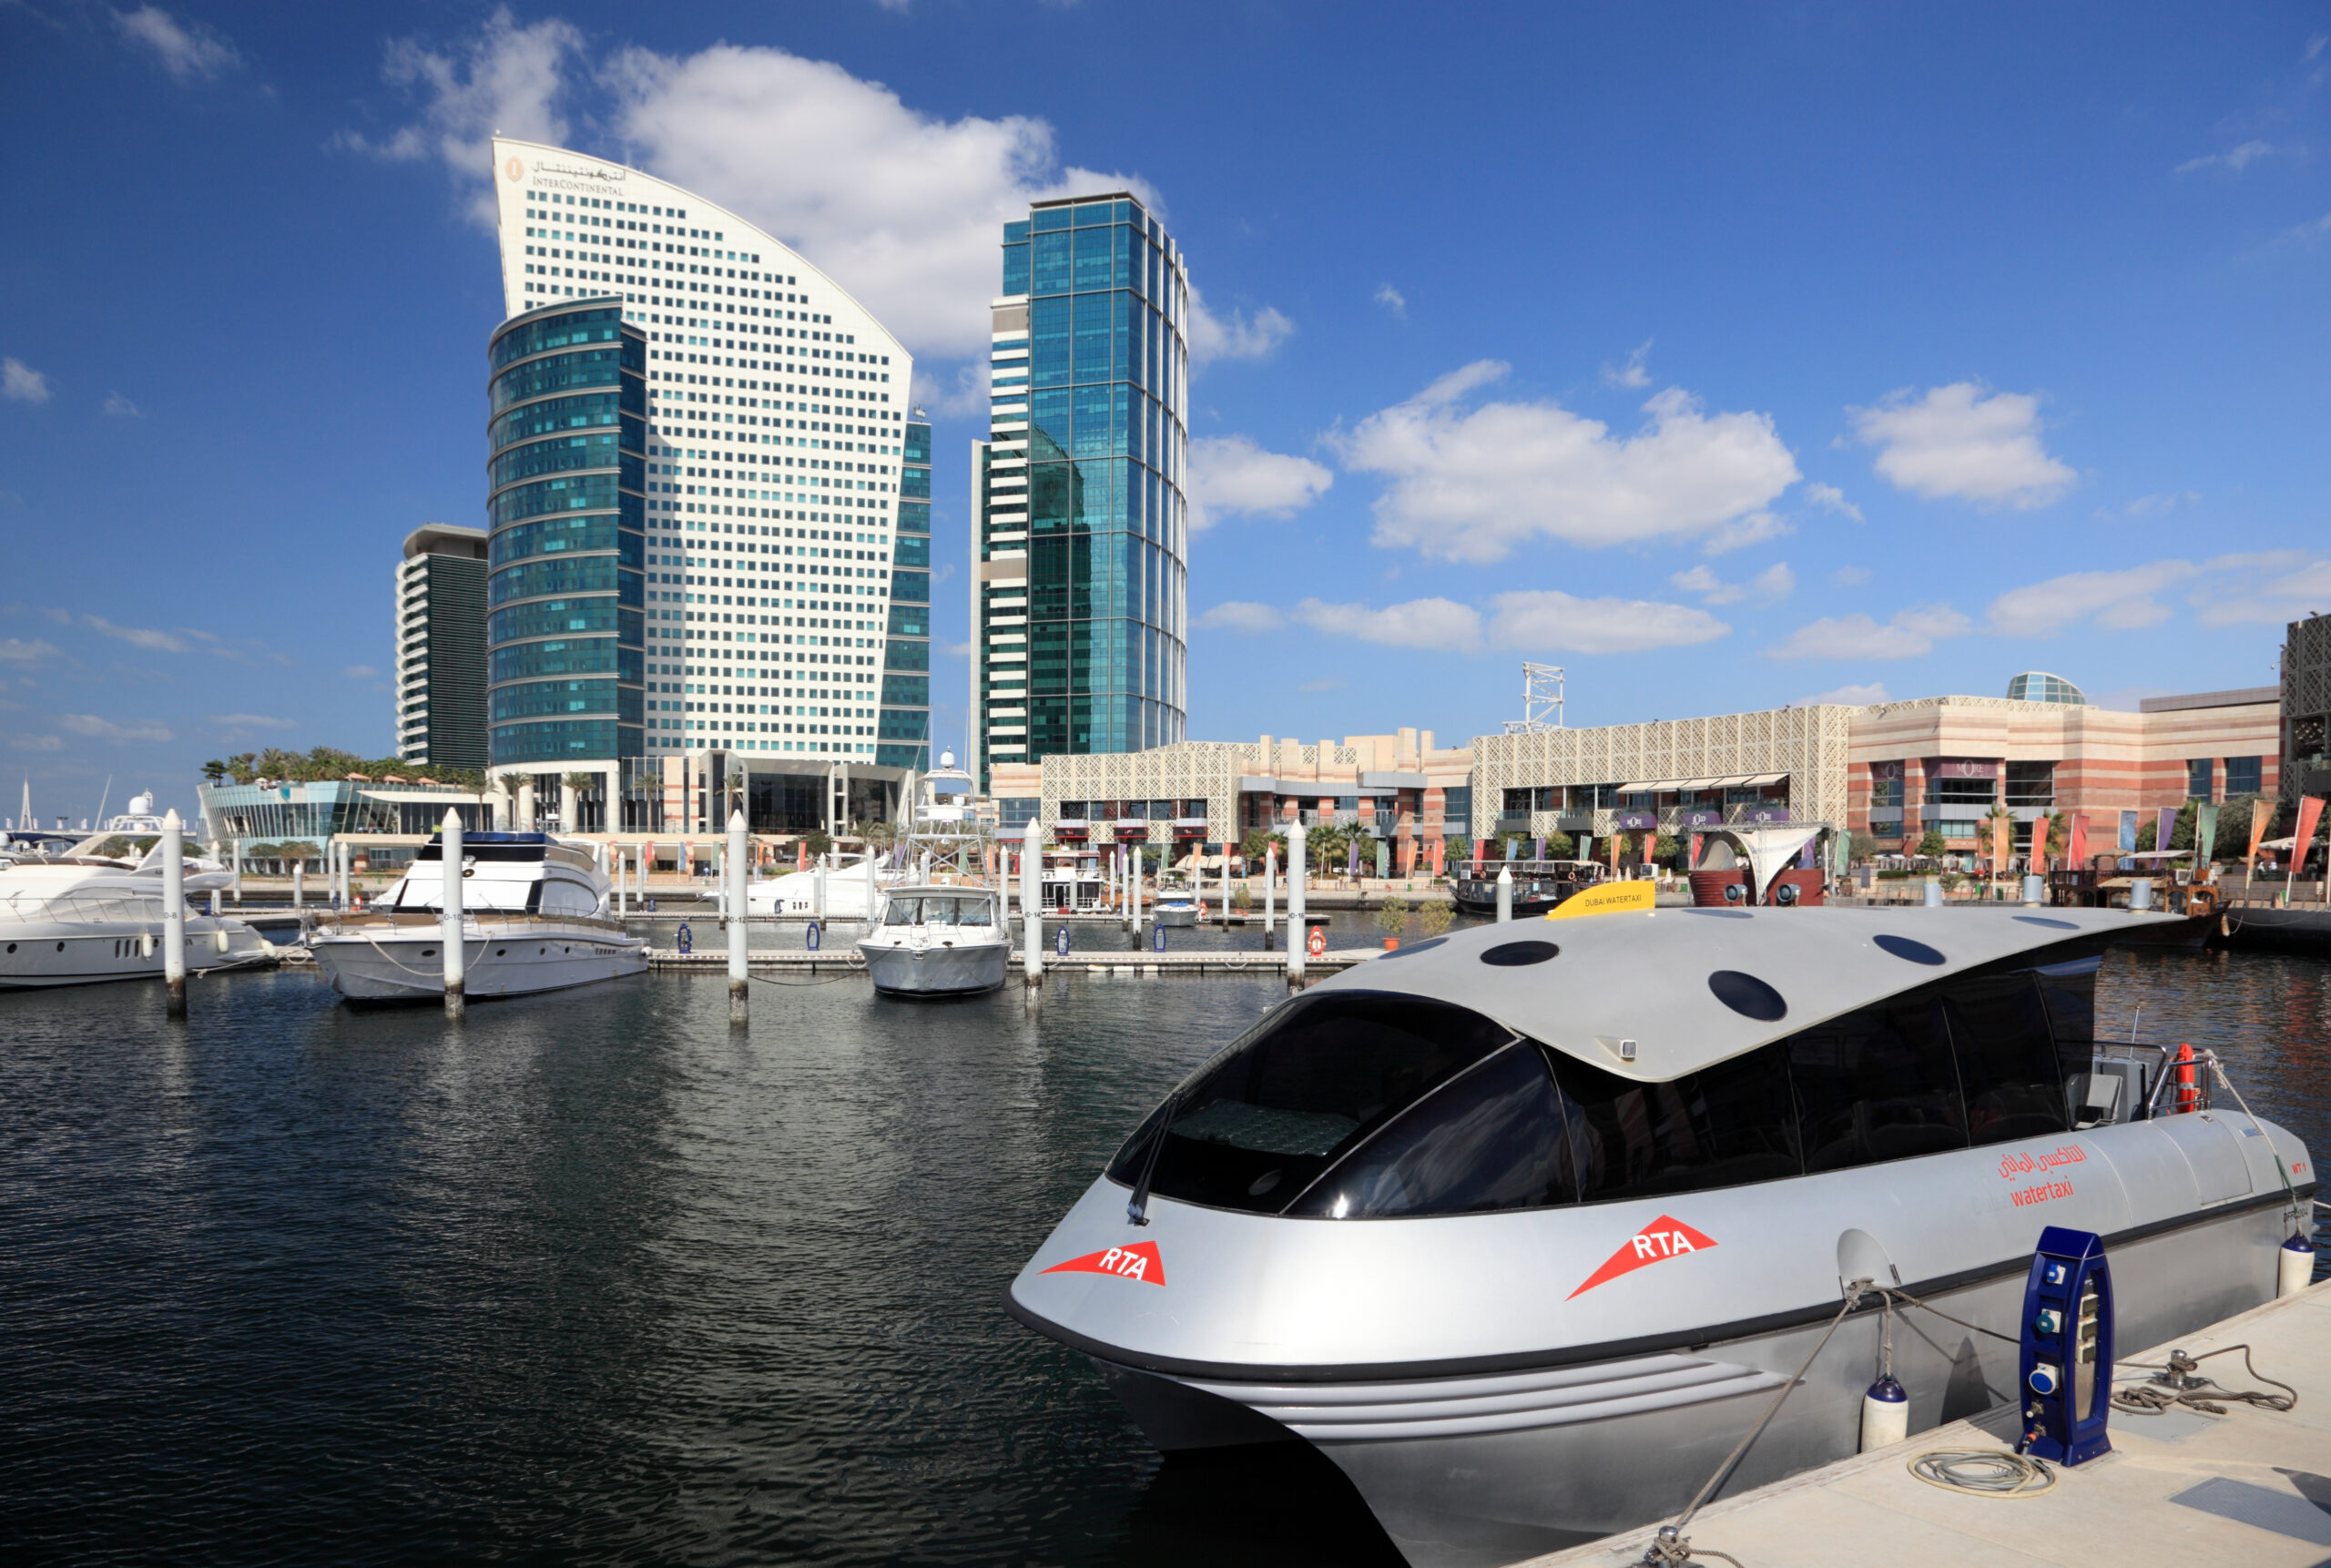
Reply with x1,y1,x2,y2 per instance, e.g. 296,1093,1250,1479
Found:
486,299,646,766
2006,671,2089,706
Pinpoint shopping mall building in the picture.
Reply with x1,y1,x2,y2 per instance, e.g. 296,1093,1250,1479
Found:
991,671,2285,865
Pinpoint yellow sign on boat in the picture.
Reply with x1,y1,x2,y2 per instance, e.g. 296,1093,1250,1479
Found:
1544,881,1657,920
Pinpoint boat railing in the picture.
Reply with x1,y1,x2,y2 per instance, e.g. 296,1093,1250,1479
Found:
2054,1037,2228,1126
322,910,632,936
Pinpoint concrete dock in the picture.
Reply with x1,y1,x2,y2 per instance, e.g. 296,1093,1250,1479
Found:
1526,1280,2331,1568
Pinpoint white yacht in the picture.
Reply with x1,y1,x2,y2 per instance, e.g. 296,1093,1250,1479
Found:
310,830,646,1001
859,885,1011,996
0,830,273,988
745,850,901,921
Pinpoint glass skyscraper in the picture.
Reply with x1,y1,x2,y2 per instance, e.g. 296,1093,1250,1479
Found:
484,300,646,765
971,193,1188,790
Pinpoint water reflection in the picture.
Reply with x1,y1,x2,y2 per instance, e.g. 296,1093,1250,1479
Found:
0,946,2318,1565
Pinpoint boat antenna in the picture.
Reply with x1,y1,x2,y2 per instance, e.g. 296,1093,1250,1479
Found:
1125,1088,1185,1227
95,775,111,830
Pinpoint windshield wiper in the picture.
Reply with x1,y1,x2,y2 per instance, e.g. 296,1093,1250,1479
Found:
1125,1088,1184,1227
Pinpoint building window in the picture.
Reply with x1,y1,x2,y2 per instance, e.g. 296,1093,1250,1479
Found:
1870,774,1904,809
2003,761,2054,808
2224,756,2263,796
2186,759,2213,800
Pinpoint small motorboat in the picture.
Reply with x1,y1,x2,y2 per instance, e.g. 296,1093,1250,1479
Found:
859,885,1010,996
1450,858,1607,916
1152,891,1201,927
310,831,645,1001
0,829,273,988
1008,904,2313,1566
746,850,902,920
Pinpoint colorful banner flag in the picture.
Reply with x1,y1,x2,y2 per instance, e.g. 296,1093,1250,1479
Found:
2296,797,2326,878
2155,806,2177,855
2246,799,2275,876
1991,814,2010,873
2031,814,2051,871
2068,814,2090,867
2194,801,2219,865
1689,832,1703,871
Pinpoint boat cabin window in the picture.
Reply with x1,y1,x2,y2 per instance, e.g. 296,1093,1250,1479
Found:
1115,961,2094,1219
1107,992,1514,1215
1787,993,1967,1172
883,896,994,926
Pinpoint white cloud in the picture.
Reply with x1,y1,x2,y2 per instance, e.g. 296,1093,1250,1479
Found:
1372,283,1407,320
1797,681,1890,707
1805,482,1862,521
1187,300,1295,363
2118,490,2201,518
2191,553,2331,626
341,664,377,679
1294,596,1484,653
342,9,584,229
112,5,239,82
1195,600,1284,633
1831,565,1873,586
102,392,140,417
3,358,51,403
341,19,1294,362
9,734,64,752
1700,511,1794,556
1337,366,1800,563
1985,561,2200,636
208,713,298,729
1488,590,1731,655
1766,604,1971,660
941,640,972,658
1672,562,1790,606
1603,340,1653,389
58,714,173,743
2307,34,2327,63
0,638,58,664
83,615,190,654
1849,383,2075,508
1187,435,1332,530
1297,677,1347,693
2175,140,2275,174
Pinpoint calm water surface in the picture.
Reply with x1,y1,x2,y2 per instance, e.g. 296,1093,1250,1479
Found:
2,933,2325,1566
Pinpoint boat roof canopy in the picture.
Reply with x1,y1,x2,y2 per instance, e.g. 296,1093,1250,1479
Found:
1316,905,2164,1084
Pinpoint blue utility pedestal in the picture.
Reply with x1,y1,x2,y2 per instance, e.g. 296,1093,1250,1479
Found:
2018,1226,2113,1464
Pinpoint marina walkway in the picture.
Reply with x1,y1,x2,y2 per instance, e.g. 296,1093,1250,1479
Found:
1526,1280,2331,1568
644,947,1376,975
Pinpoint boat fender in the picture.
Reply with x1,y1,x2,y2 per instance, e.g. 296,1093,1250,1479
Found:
2280,1234,2316,1298
1859,1377,1909,1452
213,927,229,953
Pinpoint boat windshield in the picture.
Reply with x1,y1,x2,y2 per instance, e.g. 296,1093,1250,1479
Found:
63,833,159,864
1106,991,1516,1216
884,895,994,927
0,889,168,923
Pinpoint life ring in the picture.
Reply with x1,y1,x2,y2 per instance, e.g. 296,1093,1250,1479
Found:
1306,925,1326,958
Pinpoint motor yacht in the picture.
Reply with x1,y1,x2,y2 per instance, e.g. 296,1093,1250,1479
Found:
310,831,645,1001
745,850,901,921
1152,891,1202,927
0,830,272,988
1450,859,1608,917
1009,905,2313,1567
858,885,1010,997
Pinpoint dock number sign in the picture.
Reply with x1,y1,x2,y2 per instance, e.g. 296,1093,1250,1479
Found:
1567,1216,1717,1298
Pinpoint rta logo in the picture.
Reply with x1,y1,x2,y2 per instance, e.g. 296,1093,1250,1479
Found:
1041,1240,1166,1287
504,156,524,182
1567,1216,1717,1299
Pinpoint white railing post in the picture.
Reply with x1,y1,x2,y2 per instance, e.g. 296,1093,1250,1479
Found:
728,809,749,1024
1288,821,1308,986
1022,830,1044,989
162,809,187,1019
441,809,465,1018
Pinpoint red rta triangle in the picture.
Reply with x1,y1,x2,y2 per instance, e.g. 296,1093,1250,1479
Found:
1567,1216,1717,1299
1040,1239,1166,1287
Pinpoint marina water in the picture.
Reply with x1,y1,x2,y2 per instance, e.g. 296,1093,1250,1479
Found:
3,932,2326,1565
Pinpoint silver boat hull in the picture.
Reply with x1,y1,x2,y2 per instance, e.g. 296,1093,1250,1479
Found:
0,921,273,989
311,927,646,1000
860,938,1009,996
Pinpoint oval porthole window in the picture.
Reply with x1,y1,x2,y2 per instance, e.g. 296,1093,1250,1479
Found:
5,942,13,953
1872,934,1946,965
56,942,65,952
422,948,437,958
1481,941,1560,967
1708,969,1786,1022
497,948,508,957
1379,936,1448,961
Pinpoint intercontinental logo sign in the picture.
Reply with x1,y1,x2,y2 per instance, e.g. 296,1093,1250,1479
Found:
508,154,633,195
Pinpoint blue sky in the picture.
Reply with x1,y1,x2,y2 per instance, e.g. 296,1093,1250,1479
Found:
4,3,2329,819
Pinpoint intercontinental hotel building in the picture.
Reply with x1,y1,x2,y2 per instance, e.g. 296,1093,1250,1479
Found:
484,138,931,830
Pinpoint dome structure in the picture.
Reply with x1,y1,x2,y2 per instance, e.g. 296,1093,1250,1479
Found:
2006,671,2088,706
